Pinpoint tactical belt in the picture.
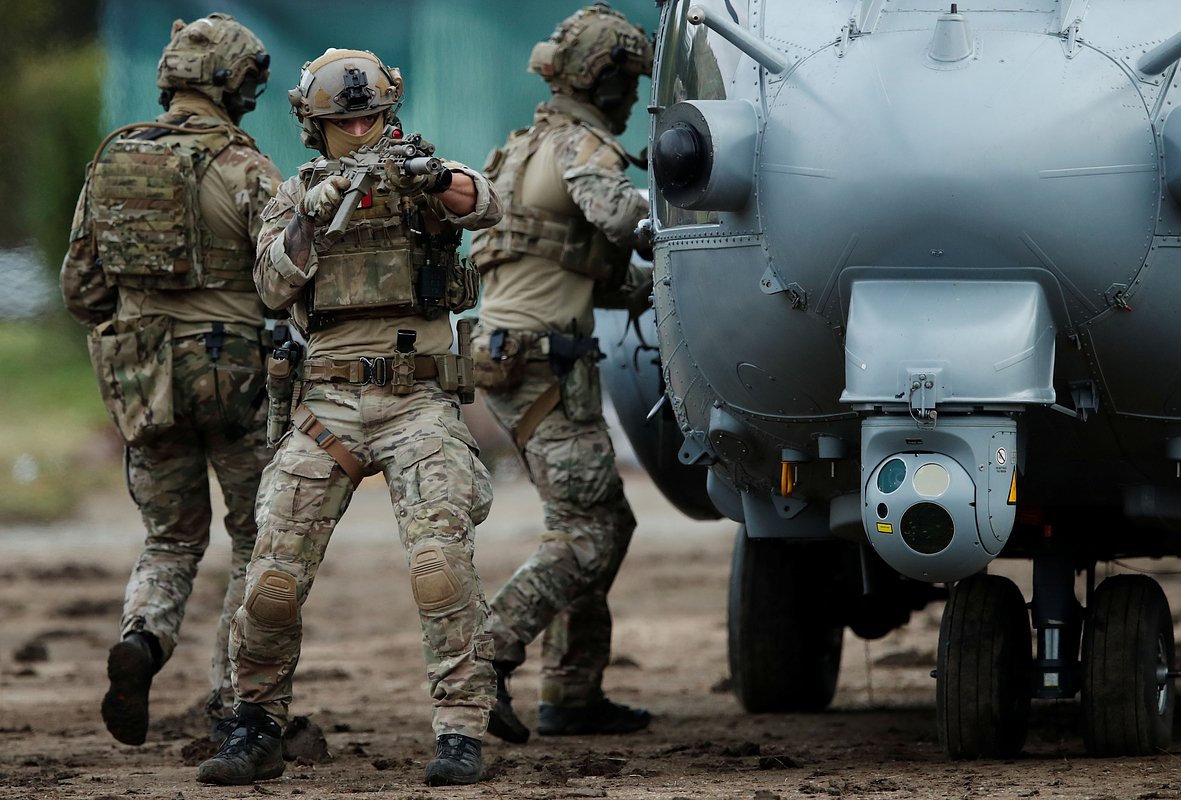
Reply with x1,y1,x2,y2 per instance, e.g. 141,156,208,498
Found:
291,405,371,487
172,321,263,342
301,355,438,385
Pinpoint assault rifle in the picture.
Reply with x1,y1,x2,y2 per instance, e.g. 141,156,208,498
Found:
307,129,446,242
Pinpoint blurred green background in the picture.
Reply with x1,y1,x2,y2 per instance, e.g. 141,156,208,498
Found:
0,0,659,521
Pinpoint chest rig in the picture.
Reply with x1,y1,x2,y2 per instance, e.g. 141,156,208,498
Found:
87,120,255,292
300,169,479,331
469,111,629,281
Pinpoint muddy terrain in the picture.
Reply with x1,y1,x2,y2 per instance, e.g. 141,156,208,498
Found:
4,469,1181,799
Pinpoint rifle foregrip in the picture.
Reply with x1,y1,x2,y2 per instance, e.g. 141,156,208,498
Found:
325,188,363,241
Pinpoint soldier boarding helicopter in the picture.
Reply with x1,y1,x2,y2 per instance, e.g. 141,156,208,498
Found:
599,0,1181,758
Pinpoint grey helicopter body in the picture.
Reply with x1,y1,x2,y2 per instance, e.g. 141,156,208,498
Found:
601,0,1181,758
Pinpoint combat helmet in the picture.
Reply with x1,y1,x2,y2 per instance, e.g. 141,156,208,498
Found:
156,13,270,121
287,49,403,154
529,3,653,98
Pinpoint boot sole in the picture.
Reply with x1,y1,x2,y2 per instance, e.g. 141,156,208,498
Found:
100,640,154,746
196,759,285,785
424,764,486,786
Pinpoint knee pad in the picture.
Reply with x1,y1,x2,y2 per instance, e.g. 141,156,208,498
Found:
409,544,470,612
244,569,298,627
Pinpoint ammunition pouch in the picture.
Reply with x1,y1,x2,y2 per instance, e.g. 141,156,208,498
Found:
87,316,175,445
471,328,540,394
548,332,602,423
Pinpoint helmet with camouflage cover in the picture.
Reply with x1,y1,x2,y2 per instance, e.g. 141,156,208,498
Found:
156,13,271,122
287,49,404,155
529,3,653,97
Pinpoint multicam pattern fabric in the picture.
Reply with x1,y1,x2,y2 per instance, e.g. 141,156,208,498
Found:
87,316,175,445
119,331,270,703
483,360,636,707
474,90,643,708
242,140,502,738
469,97,642,280
229,381,496,737
61,99,280,705
254,161,499,342
88,127,256,293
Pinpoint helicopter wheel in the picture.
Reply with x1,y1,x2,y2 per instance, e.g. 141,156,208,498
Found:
727,526,844,712
936,573,1032,759
1081,574,1175,756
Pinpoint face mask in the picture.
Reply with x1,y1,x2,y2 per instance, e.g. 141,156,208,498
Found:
322,115,383,158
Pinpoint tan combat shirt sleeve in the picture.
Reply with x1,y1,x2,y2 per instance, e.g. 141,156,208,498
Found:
554,126,648,248
60,171,117,327
254,176,315,311
203,143,283,245
422,161,502,230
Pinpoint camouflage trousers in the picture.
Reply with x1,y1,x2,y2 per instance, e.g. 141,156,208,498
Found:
483,360,637,708
230,379,496,739
120,330,269,705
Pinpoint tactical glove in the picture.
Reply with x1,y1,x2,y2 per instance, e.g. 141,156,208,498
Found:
298,176,351,224
388,166,453,195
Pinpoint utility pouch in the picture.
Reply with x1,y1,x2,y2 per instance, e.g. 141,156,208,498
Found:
548,332,602,423
266,339,303,447
472,328,529,394
87,315,175,445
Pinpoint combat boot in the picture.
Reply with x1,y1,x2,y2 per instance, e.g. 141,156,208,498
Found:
100,632,159,745
196,704,285,785
424,733,485,786
537,697,651,736
487,661,530,744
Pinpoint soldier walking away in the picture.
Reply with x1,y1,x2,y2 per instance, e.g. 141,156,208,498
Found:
195,49,501,787
468,3,655,744
59,14,280,747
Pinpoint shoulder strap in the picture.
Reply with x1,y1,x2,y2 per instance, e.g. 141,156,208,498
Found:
292,405,372,487
513,383,561,451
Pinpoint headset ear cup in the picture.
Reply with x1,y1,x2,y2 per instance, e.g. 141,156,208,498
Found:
302,119,326,154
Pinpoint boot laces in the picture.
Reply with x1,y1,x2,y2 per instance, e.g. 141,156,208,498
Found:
436,734,479,764
216,716,279,758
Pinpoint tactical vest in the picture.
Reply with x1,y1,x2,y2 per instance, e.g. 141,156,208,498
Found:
469,115,630,281
300,168,479,329
88,123,255,292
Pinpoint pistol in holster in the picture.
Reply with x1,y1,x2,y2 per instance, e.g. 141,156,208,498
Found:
266,336,304,447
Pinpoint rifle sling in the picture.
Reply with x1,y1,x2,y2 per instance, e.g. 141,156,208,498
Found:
514,383,561,452
292,405,371,487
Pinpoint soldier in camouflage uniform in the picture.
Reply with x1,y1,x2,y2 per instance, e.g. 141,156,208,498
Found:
59,14,280,748
468,3,654,743
196,49,501,788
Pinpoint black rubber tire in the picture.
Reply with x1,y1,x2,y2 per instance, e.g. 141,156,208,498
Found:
727,527,844,713
936,574,1032,759
1081,574,1175,756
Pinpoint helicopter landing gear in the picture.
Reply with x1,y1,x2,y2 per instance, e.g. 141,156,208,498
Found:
727,526,844,712
936,574,1032,759
1082,574,1176,756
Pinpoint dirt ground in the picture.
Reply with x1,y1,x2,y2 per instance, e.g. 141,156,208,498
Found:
5,464,1181,800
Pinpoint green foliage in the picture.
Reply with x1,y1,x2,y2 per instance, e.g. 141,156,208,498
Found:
0,321,118,521
19,43,104,270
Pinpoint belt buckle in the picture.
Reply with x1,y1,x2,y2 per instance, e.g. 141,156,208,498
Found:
360,356,388,386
